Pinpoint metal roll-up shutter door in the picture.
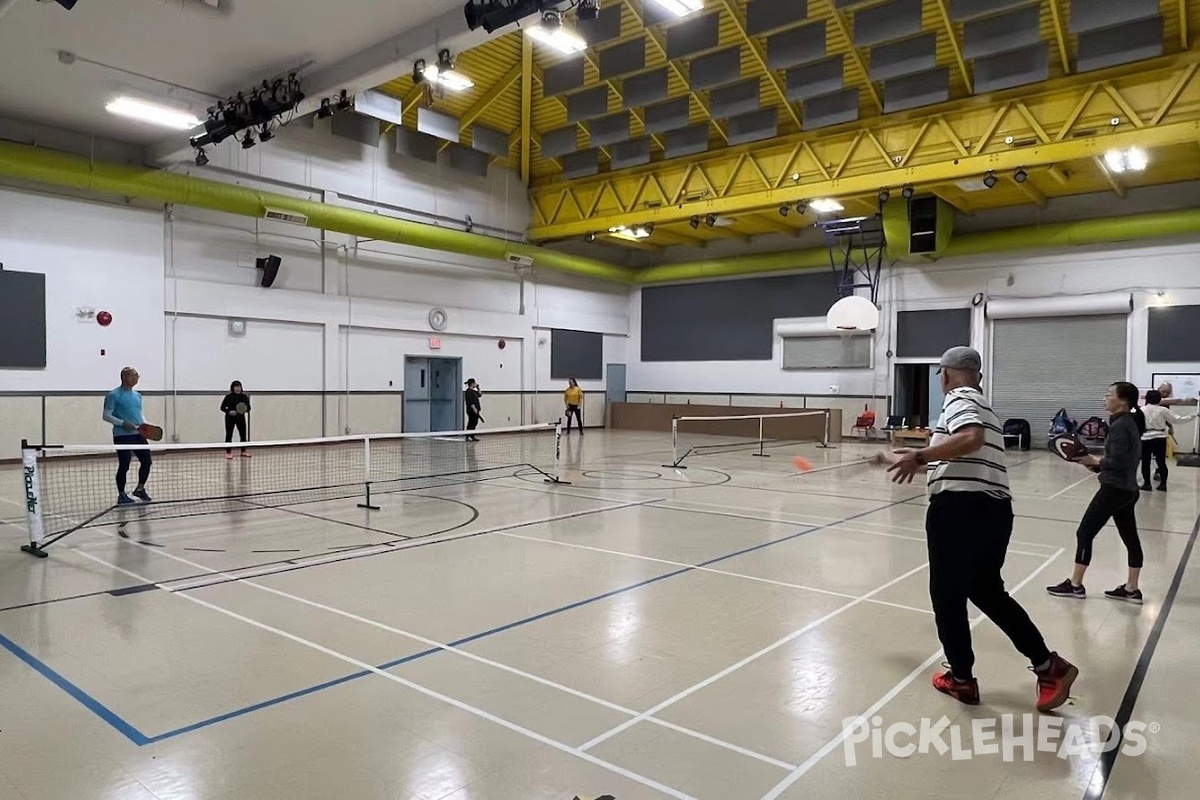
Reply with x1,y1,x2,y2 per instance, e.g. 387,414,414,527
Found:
991,315,1127,438
782,334,872,369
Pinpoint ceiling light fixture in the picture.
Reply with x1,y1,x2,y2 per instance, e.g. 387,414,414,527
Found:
577,0,600,21
809,198,844,214
1013,168,1028,184
526,11,588,54
689,215,700,229
649,0,704,17
608,224,653,241
416,50,474,92
705,213,717,228
901,184,915,199
877,189,890,203
105,96,201,130
982,171,998,189
194,148,209,167
1104,147,1149,174
779,203,790,217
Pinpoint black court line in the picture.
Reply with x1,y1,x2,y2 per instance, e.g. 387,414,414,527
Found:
1081,509,1200,800
107,584,160,597
235,500,413,540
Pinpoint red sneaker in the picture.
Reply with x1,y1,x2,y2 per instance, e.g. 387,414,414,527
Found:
932,669,980,705
1033,652,1078,712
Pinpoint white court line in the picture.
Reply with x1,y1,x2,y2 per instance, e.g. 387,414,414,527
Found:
500,530,935,617
759,547,1066,800
1049,474,1095,501
72,548,697,799
85,518,795,771
578,560,933,753
162,499,657,592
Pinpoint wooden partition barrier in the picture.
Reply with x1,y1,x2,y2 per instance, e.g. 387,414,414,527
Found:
609,403,843,444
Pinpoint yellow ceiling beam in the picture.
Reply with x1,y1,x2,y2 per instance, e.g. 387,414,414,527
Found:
1181,0,1190,50
1048,0,1071,74
823,1,883,112
932,0,972,94
1011,175,1047,207
1095,157,1127,198
716,0,802,129
438,64,522,153
521,36,533,185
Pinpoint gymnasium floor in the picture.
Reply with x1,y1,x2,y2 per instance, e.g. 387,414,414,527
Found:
0,430,1197,800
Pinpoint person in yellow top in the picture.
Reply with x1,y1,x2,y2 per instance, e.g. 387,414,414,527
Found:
564,378,584,436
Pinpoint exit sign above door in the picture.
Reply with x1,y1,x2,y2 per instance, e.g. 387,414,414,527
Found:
429,337,441,350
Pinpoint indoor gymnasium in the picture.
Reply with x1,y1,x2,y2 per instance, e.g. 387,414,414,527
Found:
2,1,1200,799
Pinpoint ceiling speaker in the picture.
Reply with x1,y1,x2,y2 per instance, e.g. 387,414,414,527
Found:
256,255,281,288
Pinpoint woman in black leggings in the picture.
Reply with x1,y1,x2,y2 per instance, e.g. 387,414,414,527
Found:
220,381,252,458
1047,382,1145,603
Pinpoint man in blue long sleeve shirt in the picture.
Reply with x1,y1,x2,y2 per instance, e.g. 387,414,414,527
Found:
102,367,152,505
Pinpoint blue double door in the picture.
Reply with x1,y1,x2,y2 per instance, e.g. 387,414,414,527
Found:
404,356,463,433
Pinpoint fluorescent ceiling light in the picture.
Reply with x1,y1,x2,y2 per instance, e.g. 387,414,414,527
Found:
423,63,474,92
649,0,705,17
608,224,652,241
1104,147,1149,174
527,19,587,54
809,198,844,214
105,96,201,130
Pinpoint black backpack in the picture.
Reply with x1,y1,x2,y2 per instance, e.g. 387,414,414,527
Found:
1003,418,1031,451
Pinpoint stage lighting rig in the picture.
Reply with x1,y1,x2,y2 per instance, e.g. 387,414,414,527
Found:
188,72,304,158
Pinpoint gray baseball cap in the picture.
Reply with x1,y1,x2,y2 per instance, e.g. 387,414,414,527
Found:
939,346,982,373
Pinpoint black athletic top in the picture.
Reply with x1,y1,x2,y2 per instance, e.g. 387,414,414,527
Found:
220,393,252,415
465,388,481,415
1099,411,1141,492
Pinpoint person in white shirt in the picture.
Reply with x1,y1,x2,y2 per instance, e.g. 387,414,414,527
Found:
1140,389,1192,491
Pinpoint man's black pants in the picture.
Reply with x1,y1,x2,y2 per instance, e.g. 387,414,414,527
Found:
927,491,1051,680
114,434,151,494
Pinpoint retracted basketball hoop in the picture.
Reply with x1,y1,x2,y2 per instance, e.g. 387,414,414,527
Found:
826,295,880,332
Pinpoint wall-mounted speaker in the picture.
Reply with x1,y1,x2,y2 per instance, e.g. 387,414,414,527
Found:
908,196,939,255
256,255,281,288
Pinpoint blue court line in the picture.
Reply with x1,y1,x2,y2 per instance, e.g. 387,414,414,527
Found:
1,493,919,747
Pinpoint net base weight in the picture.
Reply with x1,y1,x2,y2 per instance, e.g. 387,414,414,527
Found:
20,543,49,559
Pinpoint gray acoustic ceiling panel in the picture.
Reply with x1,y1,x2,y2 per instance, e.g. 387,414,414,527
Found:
767,22,828,70
1076,15,1163,72
472,125,510,157
962,4,1041,61
623,68,669,109
870,32,938,82
726,108,778,145
331,112,380,146
787,56,845,102
1069,0,1159,35
611,137,652,170
974,42,1049,93
599,38,646,80
666,13,721,60
884,67,949,113
416,107,458,142
747,0,809,36
395,128,439,163
543,58,586,96
690,47,743,90
664,123,711,159
949,0,1029,21
710,78,762,119
447,144,490,177
559,149,600,179
566,86,611,123
803,88,859,129
541,125,581,159
641,0,679,27
578,7,622,46
644,96,692,133
589,111,631,147
854,0,923,48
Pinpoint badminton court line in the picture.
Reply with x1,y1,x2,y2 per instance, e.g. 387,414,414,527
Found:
577,560,933,753
72,550,695,800
86,543,796,772
1049,474,1096,501
760,546,1065,799
499,530,935,616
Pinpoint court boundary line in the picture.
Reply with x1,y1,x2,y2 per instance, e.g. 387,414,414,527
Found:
758,547,1065,799
70,551,696,800
1080,509,1200,800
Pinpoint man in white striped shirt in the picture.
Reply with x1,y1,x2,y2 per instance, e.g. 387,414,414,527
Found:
887,346,1077,712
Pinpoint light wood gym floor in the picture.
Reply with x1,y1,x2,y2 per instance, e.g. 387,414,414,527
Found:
0,430,1197,800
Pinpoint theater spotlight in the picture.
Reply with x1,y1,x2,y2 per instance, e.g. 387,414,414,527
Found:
194,148,209,167
878,189,890,203
1013,168,1028,184
577,0,600,20
779,203,790,217
902,184,915,199
982,171,998,189
689,215,700,229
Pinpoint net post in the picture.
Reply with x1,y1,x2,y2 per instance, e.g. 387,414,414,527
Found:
544,419,570,484
663,415,687,469
817,408,834,449
356,436,381,510
752,413,770,458
19,440,49,559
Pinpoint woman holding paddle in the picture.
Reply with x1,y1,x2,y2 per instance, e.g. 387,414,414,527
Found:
220,380,252,458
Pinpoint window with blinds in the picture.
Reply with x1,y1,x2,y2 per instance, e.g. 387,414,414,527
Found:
991,315,1128,437
781,335,872,370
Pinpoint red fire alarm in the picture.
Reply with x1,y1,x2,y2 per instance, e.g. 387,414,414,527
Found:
498,339,506,350
96,310,113,327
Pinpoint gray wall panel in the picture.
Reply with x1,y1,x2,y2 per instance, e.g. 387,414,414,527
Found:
1070,0,1159,34
1077,16,1163,72
787,56,845,102
767,22,828,70
747,0,809,35
472,125,510,157
624,68,669,107
640,274,840,362
726,108,778,145
543,58,587,96
870,32,938,82
884,67,949,113
0,270,47,368
896,309,972,358
611,137,652,170
599,38,646,79
803,87,859,129
667,13,721,59
710,78,762,119
689,47,742,90
1148,306,1200,362
664,123,711,159
559,149,600,179
974,43,1049,93
541,126,581,158
551,329,604,380
962,5,1042,60
949,0,1028,21
589,112,631,146
854,0,923,47
644,97,692,133
566,86,611,123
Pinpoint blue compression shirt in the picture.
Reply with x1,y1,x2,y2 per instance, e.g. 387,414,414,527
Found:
103,387,144,437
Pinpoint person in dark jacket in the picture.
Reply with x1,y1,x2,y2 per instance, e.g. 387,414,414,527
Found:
220,380,252,458
464,378,482,442
1047,381,1144,603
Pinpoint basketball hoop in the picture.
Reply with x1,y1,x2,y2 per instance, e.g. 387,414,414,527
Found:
826,295,879,332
